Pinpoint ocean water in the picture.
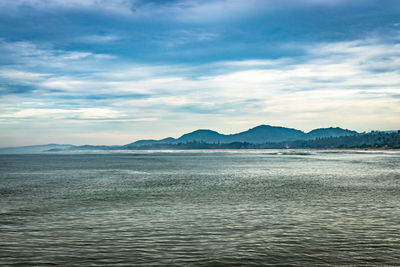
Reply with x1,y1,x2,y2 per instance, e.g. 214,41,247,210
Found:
0,150,399,266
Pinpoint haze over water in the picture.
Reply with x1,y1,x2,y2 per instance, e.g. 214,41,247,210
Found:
0,150,399,266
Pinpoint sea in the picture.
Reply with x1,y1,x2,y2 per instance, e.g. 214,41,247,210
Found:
0,150,399,266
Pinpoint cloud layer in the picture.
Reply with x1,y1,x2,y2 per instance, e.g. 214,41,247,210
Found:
0,0,399,146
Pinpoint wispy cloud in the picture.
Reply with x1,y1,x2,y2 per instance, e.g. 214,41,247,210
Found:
0,69,50,81
1,0,399,146
131,0,379,23
0,107,129,120
0,0,135,15
74,34,123,44
0,0,379,23
2,35,399,142
156,29,219,48
0,39,114,70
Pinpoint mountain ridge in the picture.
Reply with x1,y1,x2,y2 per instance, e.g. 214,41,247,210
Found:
1,126,399,153
126,125,358,147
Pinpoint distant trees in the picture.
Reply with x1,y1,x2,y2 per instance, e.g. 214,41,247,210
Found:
129,131,400,150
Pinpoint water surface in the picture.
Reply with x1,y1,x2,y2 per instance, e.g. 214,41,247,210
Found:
0,150,399,266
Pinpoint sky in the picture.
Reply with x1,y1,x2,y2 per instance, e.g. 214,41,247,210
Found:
0,0,400,146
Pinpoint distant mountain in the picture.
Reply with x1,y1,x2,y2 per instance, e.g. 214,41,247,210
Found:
177,129,223,143
127,137,176,147
129,131,400,150
0,144,74,154
226,125,304,143
126,124,359,147
304,127,358,140
0,125,365,153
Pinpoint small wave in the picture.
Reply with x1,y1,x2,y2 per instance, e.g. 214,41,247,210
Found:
278,151,314,156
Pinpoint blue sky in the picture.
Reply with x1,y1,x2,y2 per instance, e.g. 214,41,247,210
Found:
0,0,399,146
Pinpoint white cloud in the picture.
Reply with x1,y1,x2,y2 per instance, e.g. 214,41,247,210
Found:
0,0,376,23
0,69,50,81
216,59,288,68
130,0,375,23
157,30,219,48
0,39,114,70
75,34,123,44
1,36,400,145
0,0,135,15
0,107,127,120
